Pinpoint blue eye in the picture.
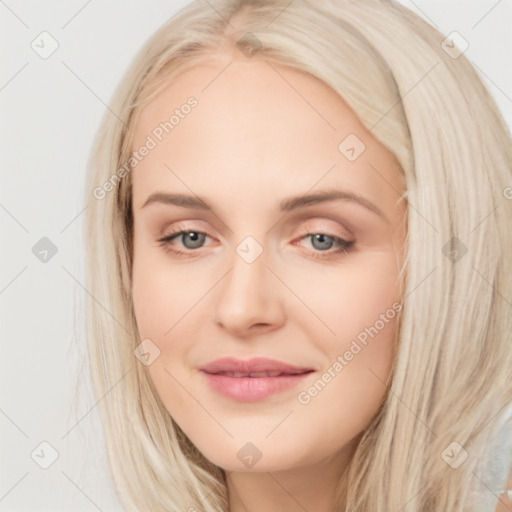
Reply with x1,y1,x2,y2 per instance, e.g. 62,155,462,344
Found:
174,231,206,250
300,233,355,259
310,233,337,251
157,230,209,257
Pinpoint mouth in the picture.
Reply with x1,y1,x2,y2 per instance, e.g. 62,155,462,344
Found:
199,356,315,401
199,356,314,375
210,370,312,378
200,366,315,402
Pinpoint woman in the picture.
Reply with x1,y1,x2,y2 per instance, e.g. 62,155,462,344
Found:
84,0,512,510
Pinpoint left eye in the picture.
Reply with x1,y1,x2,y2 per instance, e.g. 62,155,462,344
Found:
295,233,355,258
307,233,338,251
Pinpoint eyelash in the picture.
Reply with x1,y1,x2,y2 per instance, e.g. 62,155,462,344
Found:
157,228,355,261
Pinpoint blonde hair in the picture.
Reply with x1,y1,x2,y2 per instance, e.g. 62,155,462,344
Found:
84,0,512,510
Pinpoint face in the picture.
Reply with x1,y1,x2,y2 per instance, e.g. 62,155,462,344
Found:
130,52,406,473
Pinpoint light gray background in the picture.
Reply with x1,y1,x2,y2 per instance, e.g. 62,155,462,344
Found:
1,1,511,510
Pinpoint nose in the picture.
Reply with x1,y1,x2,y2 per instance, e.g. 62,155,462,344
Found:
214,246,285,337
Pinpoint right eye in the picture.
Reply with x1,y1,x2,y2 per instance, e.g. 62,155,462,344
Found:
157,229,213,257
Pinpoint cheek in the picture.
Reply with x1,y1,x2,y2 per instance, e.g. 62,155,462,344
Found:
131,278,194,423
281,248,402,339
294,303,398,451
131,249,210,417
337,257,401,343
131,246,204,337
290,250,400,422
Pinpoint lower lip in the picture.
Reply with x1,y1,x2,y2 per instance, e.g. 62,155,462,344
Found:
201,371,313,402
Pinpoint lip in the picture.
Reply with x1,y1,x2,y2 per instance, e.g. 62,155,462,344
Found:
200,356,314,375
199,357,315,402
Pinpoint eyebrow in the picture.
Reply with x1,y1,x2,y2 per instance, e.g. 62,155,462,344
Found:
140,188,388,222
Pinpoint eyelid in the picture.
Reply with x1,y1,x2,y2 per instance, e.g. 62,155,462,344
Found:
296,218,354,242
158,226,215,245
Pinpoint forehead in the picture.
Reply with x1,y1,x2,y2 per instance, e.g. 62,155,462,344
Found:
130,57,404,218
132,57,368,149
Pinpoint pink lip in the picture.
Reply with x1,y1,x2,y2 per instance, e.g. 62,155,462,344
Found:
199,357,315,402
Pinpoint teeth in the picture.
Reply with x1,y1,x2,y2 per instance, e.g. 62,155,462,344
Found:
250,371,282,377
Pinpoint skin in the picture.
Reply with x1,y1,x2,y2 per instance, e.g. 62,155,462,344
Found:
130,47,407,512
496,478,512,512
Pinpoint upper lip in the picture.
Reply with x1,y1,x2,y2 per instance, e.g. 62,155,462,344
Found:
200,357,314,375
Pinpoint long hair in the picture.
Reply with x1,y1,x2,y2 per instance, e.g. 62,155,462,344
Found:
84,0,512,510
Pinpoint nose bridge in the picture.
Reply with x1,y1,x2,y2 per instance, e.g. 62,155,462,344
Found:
221,235,268,307
214,233,283,333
